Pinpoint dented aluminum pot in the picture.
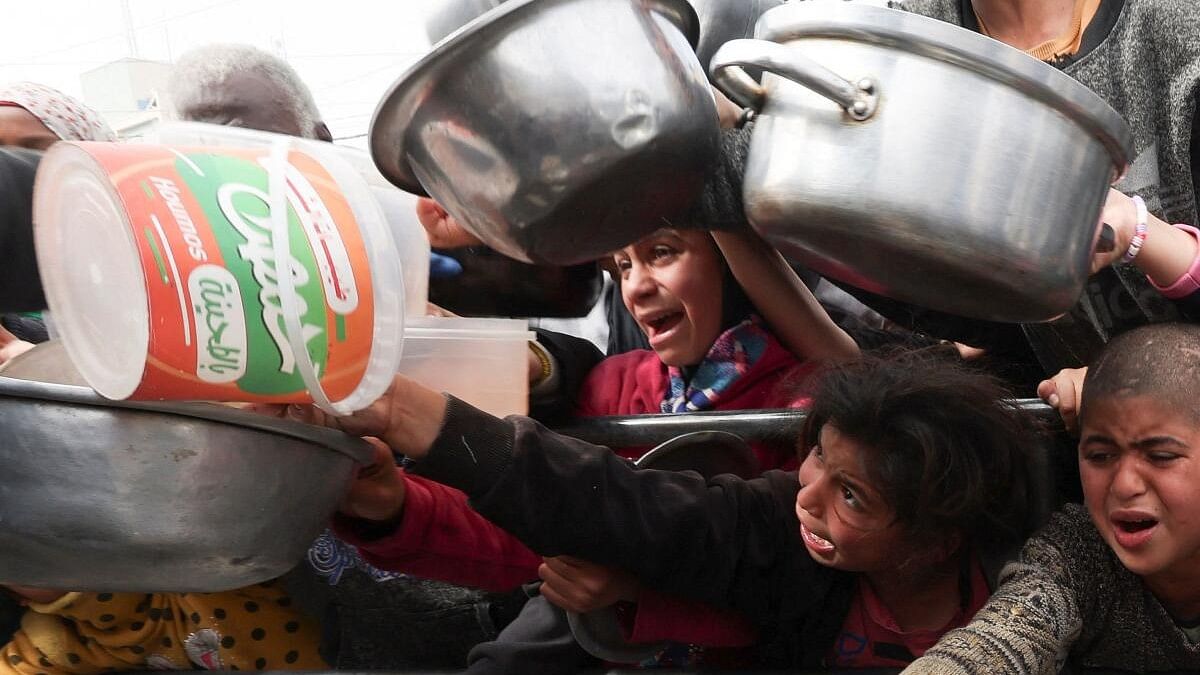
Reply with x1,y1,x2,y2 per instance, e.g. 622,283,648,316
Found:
374,0,718,265
710,2,1132,322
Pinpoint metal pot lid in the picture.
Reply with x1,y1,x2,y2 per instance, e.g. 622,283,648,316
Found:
370,0,701,194
753,2,1132,176
0,375,375,465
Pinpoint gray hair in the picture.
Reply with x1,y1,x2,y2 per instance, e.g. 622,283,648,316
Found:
165,43,323,138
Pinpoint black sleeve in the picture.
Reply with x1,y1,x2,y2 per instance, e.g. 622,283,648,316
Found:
408,396,820,623
0,148,46,313
528,326,604,424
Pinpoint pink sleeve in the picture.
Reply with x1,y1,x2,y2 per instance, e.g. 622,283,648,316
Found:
334,472,542,592
1150,223,1200,299
622,589,758,647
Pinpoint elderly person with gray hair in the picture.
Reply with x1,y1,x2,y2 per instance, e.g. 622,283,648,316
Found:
165,43,333,141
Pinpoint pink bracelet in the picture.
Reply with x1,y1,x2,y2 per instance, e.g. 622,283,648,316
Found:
1122,195,1148,263
1151,222,1200,299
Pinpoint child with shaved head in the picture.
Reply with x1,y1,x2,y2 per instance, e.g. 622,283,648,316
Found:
906,322,1200,674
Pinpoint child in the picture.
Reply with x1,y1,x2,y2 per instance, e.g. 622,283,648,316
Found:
0,582,326,674
319,225,853,669
905,322,1200,673
293,348,1049,669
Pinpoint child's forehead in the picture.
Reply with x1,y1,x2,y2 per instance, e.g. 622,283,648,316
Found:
1080,392,1200,435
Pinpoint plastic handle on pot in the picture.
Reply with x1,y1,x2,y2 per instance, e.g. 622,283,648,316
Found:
266,138,341,416
710,38,879,121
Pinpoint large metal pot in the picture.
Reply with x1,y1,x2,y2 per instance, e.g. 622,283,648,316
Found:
0,373,372,592
710,3,1132,322
373,0,719,265
424,0,785,74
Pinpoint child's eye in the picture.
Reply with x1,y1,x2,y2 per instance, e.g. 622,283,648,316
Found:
1148,452,1180,463
650,245,676,262
840,484,862,509
613,257,632,273
1082,450,1115,465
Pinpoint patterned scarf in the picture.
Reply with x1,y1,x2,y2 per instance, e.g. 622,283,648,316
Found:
0,81,117,142
661,317,770,413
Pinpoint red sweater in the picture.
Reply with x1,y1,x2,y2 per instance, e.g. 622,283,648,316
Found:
338,330,816,649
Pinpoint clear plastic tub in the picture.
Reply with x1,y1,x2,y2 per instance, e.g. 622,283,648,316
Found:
398,316,533,416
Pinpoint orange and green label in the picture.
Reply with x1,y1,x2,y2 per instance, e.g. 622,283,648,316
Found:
86,143,375,402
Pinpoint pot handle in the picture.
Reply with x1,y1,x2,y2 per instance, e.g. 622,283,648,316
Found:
710,38,878,121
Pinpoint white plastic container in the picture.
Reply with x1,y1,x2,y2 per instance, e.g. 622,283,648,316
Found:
33,138,404,414
154,122,431,318
398,316,533,416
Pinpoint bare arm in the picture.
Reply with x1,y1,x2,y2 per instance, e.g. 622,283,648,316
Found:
712,229,859,362
1093,189,1199,285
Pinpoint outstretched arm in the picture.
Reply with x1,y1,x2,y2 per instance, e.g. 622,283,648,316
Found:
903,526,1084,674
712,229,859,362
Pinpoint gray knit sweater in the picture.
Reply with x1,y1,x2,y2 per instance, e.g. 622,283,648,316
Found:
904,505,1200,673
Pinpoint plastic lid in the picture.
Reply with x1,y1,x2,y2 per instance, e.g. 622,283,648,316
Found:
33,143,149,400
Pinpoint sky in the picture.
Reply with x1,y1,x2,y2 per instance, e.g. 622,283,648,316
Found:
0,0,434,143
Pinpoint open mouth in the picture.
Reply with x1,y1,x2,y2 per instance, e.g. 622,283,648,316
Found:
1115,519,1157,533
800,522,836,555
642,311,683,339
1110,515,1159,549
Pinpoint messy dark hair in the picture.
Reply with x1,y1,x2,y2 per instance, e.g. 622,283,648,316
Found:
800,349,1050,555
1081,322,1200,423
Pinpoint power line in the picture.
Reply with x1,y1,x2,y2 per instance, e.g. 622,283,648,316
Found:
27,0,242,61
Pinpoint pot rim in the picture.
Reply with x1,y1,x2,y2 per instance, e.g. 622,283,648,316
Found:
369,0,701,194
0,376,375,464
754,2,1133,178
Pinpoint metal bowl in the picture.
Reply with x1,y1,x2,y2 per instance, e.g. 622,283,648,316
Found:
0,373,372,592
710,2,1132,323
424,0,785,75
373,0,719,265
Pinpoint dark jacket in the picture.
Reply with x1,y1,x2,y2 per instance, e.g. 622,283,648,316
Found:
410,396,861,668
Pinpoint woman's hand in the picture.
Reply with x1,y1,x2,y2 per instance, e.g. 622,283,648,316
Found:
339,438,407,523
538,555,640,614
1091,189,1138,273
1091,189,1199,286
1037,366,1087,432
416,197,483,249
248,374,448,459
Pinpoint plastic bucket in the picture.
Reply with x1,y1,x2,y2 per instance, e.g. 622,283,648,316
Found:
154,122,431,318
33,140,404,414
397,316,532,416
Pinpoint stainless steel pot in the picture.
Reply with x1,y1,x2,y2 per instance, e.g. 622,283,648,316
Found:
373,0,719,265
0,373,372,592
424,0,785,75
424,0,505,45
710,2,1132,322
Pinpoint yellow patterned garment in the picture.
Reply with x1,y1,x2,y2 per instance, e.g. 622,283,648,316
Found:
0,581,325,673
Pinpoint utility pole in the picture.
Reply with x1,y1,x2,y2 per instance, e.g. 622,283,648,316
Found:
121,0,140,58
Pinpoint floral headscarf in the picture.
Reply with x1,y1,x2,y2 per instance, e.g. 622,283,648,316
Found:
0,81,117,142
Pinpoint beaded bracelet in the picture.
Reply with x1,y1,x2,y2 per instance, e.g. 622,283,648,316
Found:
1122,195,1149,263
